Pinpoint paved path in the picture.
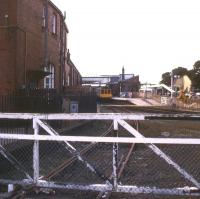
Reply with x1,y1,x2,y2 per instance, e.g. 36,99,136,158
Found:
112,97,161,106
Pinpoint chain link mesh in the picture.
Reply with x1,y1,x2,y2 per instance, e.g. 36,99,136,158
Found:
1,118,200,199
0,119,33,181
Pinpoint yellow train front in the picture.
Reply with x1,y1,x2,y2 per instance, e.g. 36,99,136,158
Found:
97,88,113,102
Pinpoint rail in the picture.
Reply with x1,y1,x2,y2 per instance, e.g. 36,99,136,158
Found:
1,113,200,197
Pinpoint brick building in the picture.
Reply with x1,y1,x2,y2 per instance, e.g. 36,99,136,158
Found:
0,0,81,95
66,50,82,87
110,75,140,96
82,67,140,97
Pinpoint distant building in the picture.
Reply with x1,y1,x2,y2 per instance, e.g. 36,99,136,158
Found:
82,68,140,96
0,0,81,95
109,75,140,97
82,74,137,86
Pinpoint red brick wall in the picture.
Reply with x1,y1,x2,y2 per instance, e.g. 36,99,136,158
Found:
0,28,16,94
66,51,82,87
0,0,69,94
0,0,18,94
0,0,17,26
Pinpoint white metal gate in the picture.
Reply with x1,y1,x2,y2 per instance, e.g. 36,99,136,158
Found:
0,113,200,196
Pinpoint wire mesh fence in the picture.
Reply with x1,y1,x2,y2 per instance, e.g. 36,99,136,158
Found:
119,144,195,188
0,139,34,181
1,114,200,198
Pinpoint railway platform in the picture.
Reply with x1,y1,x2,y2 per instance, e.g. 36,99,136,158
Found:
112,97,161,106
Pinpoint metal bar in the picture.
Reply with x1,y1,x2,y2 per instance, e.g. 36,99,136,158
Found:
116,185,200,195
96,156,124,199
0,179,33,186
3,134,200,145
0,112,199,121
37,119,112,184
0,179,200,196
40,113,144,121
33,118,39,183
35,181,200,196
117,119,200,188
113,119,119,164
113,141,118,190
0,113,144,120
99,140,136,198
0,145,32,180
96,155,124,199
113,119,118,190
99,144,136,199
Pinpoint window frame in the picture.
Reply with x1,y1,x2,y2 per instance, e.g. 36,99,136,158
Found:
42,6,46,28
52,13,57,34
44,64,55,89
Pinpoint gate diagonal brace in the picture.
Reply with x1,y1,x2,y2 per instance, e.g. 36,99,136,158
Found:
117,119,200,189
0,144,32,180
37,119,112,185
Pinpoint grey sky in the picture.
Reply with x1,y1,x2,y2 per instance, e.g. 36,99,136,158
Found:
52,0,200,83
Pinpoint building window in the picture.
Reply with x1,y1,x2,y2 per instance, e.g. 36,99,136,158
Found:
52,14,57,34
44,64,55,89
42,6,46,27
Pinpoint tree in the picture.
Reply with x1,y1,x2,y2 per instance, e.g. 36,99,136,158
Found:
192,61,200,89
160,63,200,90
160,67,189,86
193,60,200,73
172,67,188,77
160,72,171,86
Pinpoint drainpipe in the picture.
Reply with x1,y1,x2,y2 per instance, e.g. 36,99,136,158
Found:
24,31,27,87
16,26,27,88
59,14,64,94
44,0,49,69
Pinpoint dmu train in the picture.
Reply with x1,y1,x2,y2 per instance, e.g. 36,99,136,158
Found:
97,87,112,100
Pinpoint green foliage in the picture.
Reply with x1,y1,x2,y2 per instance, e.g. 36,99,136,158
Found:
160,72,171,86
160,67,189,86
160,62,200,89
193,60,200,72
172,67,188,76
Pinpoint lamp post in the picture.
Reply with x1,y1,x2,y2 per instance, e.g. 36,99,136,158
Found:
144,82,147,99
171,70,180,99
171,70,173,99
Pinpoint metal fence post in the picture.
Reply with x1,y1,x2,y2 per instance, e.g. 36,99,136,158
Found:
113,119,118,190
33,118,39,183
